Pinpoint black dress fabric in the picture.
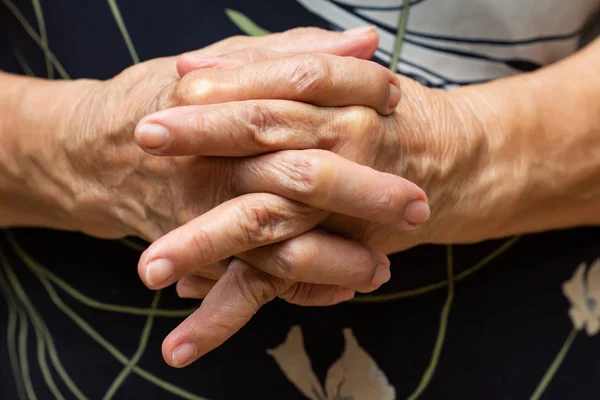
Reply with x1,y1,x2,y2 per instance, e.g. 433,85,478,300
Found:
1,1,599,399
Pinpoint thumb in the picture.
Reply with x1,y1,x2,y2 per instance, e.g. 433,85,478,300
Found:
178,26,379,76
161,259,292,367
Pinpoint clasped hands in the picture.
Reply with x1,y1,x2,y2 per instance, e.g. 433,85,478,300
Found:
67,27,484,367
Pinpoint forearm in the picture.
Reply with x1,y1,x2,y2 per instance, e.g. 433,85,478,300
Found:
458,37,600,239
0,71,94,230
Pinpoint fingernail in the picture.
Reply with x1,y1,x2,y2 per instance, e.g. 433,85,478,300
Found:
372,256,391,288
136,123,169,149
172,343,197,367
388,83,401,111
344,25,376,36
145,258,173,288
334,288,356,303
404,200,431,226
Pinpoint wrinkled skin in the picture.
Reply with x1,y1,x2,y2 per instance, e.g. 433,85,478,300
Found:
130,48,487,367
54,27,486,368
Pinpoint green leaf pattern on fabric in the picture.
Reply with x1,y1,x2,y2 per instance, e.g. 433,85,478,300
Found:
225,8,271,36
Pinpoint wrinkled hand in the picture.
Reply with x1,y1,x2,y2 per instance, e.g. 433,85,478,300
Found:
56,28,431,366
135,48,485,367
147,51,485,253
66,26,416,240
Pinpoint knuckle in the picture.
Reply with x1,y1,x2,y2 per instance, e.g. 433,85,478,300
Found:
189,227,216,265
227,267,259,311
236,199,283,245
173,73,217,105
288,54,331,97
337,106,382,140
271,240,318,281
279,151,324,199
229,264,285,312
237,102,278,149
267,255,294,281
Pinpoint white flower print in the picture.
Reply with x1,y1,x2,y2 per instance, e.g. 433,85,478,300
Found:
562,259,600,336
267,325,395,400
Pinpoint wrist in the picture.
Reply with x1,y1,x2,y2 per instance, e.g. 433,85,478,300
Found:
389,78,494,244
61,76,171,241
0,71,102,231
449,65,600,240
446,77,542,241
